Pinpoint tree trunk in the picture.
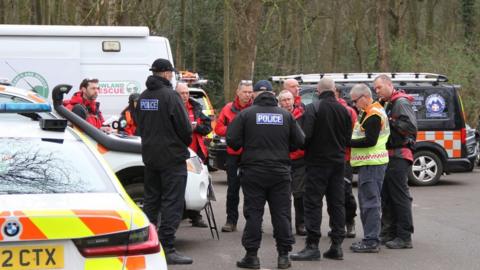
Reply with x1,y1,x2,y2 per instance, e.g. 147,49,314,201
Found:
425,0,437,46
375,0,390,71
461,0,475,44
223,0,231,103
228,0,263,100
175,0,186,70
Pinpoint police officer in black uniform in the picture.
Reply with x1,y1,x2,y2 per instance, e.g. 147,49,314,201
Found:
227,80,305,269
135,58,193,265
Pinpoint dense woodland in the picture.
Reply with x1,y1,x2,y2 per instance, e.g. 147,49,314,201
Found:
0,0,479,125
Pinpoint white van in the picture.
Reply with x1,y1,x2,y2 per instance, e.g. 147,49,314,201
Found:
0,24,174,119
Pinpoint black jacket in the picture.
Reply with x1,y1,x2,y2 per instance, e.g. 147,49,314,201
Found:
302,91,352,166
135,75,192,169
226,92,305,174
188,98,212,136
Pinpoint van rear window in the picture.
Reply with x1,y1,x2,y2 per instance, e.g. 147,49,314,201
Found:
404,88,458,130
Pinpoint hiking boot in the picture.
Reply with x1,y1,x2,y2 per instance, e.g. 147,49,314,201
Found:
221,222,237,232
346,222,356,238
191,218,208,228
296,224,306,236
290,244,320,261
380,236,395,245
277,254,291,269
323,243,343,260
236,255,260,269
385,237,413,249
351,241,380,253
165,249,193,265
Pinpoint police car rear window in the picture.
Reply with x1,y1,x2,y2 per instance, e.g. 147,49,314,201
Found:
189,92,207,109
0,138,115,194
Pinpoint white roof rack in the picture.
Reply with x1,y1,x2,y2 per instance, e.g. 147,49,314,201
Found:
270,73,448,84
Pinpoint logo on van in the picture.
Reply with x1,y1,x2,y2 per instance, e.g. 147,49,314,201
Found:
11,71,49,98
98,81,141,96
426,94,446,118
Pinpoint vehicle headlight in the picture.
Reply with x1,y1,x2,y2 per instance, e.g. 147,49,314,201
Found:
187,156,203,174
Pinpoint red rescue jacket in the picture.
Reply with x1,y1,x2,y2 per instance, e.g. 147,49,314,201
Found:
214,96,252,155
338,98,358,161
63,91,104,129
289,104,305,160
186,98,212,161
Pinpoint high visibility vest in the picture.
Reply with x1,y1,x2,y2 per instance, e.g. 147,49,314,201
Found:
351,102,390,167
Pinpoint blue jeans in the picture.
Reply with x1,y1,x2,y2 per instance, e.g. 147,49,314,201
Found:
357,164,387,245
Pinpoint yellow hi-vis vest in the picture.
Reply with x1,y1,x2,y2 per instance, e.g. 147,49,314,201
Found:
350,102,390,167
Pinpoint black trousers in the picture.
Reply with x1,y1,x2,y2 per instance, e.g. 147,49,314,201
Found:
225,154,241,224
304,164,345,244
344,161,357,224
381,157,414,241
241,167,294,253
143,163,187,250
291,159,306,226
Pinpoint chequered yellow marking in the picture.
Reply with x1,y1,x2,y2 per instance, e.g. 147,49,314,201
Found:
23,210,93,239
84,257,124,270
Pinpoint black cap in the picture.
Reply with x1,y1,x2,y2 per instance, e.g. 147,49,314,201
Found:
253,80,273,92
149,58,175,72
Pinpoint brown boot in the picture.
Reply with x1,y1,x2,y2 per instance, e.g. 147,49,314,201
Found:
221,222,237,232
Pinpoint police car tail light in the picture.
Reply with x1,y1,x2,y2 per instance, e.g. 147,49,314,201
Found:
461,128,466,144
74,224,160,257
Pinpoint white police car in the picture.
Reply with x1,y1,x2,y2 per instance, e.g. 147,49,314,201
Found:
1,84,211,211
0,101,167,270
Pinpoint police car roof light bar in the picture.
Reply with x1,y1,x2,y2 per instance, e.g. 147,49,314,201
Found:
270,72,449,84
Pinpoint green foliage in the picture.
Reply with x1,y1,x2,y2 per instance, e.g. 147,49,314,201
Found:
389,40,480,126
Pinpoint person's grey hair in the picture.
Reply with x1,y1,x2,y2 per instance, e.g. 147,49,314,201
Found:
373,74,392,84
317,77,335,94
175,82,189,91
350,83,372,98
278,90,294,101
238,80,253,89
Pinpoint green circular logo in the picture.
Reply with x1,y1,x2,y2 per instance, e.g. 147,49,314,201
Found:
11,71,49,98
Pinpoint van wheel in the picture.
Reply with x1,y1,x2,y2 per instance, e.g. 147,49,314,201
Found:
408,151,443,186
125,183,145,209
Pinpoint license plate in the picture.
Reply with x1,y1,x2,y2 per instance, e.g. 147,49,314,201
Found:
0,245,64,269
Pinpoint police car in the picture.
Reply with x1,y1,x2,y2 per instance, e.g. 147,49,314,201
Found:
1,83,211,212
0,101,167,269
271,72,478,186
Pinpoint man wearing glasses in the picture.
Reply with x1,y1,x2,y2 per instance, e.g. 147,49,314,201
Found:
215,80,253,233
349,83,390,253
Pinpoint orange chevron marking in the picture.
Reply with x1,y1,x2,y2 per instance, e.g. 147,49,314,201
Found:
18,216,48,240
73,210,128,235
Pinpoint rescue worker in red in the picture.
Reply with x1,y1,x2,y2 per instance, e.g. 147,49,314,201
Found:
118,93,140,136
215,80,253,232
176,82,212,228
283,78,303,109
278,90,307,236
64,78,108,131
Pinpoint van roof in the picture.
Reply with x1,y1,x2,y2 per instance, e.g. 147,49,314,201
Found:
0,24,151,37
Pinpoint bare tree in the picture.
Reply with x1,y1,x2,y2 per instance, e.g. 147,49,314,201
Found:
375,0,390,71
